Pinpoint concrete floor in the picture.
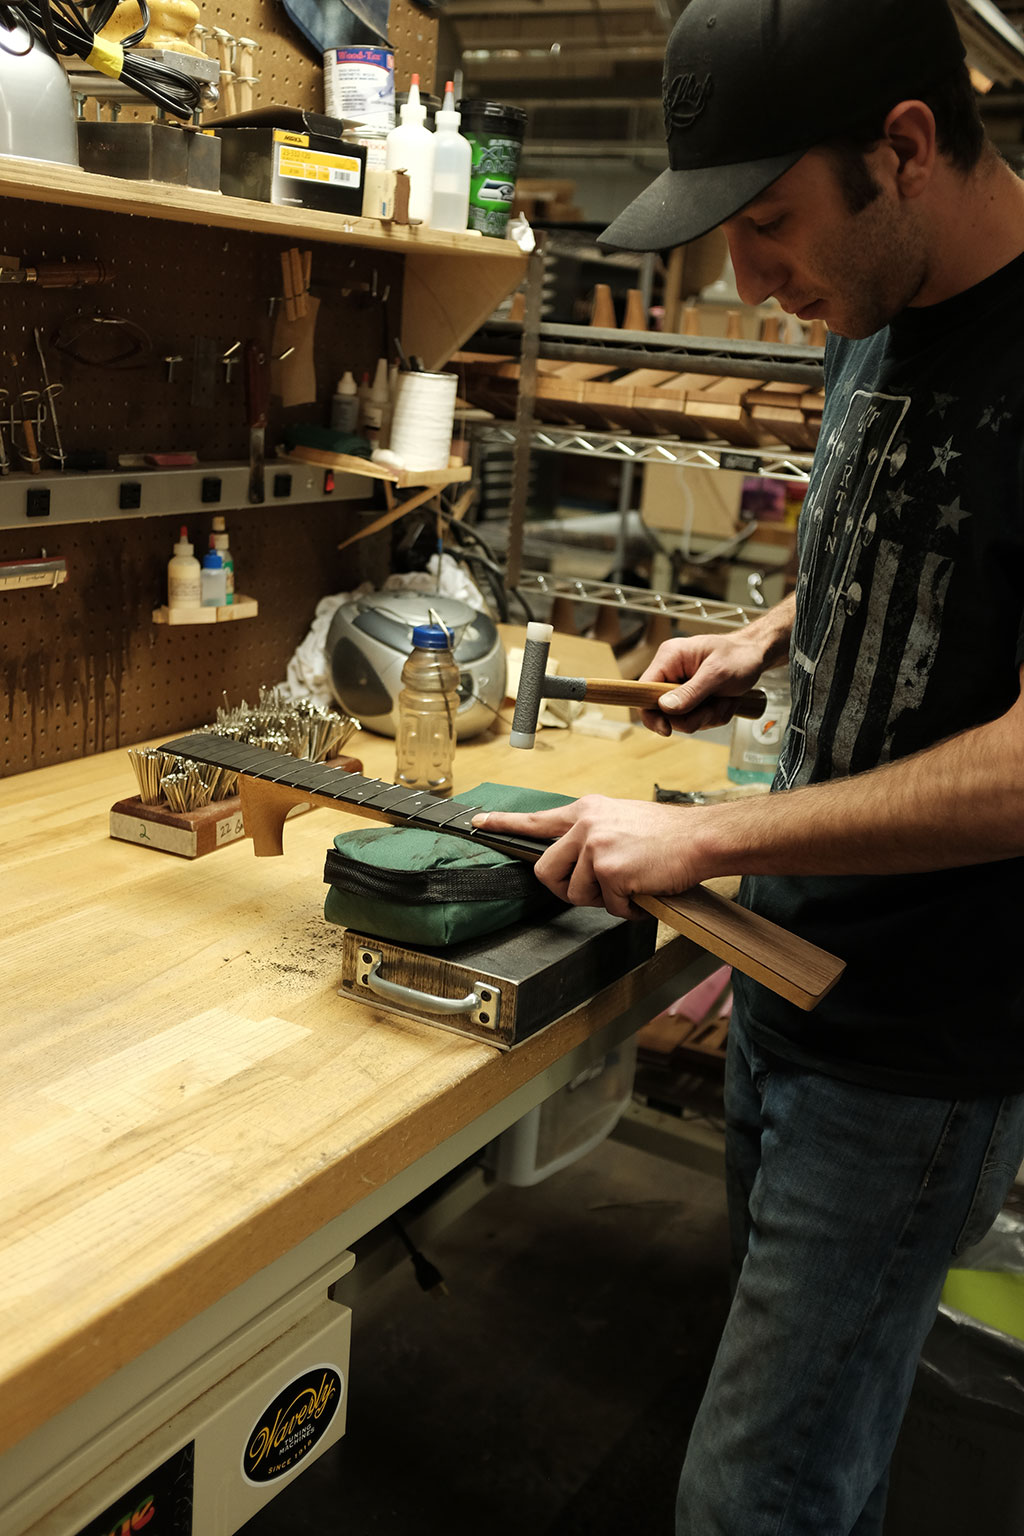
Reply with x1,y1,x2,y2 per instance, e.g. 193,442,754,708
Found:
240,1134,731,1536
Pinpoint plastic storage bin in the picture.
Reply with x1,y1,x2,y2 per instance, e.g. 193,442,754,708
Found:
488,1035,638,1186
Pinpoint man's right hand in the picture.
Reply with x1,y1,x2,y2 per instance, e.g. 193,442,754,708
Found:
639,594,796,736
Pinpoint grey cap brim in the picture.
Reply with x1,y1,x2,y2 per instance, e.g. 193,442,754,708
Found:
598,149,804,252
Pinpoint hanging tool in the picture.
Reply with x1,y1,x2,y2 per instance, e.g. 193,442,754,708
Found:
244,339,268,503
8,351,40,474
0,259,107,288
33,327,65,470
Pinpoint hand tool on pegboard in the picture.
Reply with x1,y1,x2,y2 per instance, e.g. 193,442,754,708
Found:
8,351,41,474
244,339,268,503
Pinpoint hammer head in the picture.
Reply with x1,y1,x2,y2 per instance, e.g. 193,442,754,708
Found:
509,621,553,749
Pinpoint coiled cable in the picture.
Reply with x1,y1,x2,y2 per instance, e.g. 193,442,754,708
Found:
1,0,204,118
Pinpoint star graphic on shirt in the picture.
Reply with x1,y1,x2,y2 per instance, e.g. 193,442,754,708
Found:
931,437,961,475
888,442,908,475
979,402,1012,433
885,485,913,518
930,391,956,417
937,495,970,533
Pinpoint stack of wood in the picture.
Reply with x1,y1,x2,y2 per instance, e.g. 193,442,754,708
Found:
455,288,826,453
512,178,584,223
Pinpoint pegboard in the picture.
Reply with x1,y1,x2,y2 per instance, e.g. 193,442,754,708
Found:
0,500,390,774
106,0,437,121
0,196,404,462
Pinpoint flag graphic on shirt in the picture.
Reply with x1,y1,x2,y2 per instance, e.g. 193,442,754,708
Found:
778,383,968,789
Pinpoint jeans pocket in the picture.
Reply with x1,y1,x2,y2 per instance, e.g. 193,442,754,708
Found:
952,1094,1024,1258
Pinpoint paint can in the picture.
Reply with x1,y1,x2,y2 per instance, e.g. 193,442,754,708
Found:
388,371,458,472
324,46,395,132
458,99,527,238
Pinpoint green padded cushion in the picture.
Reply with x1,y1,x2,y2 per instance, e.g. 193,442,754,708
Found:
323,781,571,947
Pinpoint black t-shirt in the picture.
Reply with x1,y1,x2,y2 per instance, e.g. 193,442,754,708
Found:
733,250,1024,1097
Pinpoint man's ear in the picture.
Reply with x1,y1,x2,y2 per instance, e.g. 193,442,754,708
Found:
882,100,937,200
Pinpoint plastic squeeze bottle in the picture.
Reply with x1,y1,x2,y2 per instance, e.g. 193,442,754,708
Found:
430,81,471,232
200,541,227,608
210,515,234,604
330,371,359,434
167,525,201,609
395,623,460,793
362,357,391,444
385,73,435,226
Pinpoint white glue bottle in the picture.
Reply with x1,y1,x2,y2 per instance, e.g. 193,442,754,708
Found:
386,73,435,227
210,515,235,605
330,371,359,434
431,81,471,232
167,525,201,610
362,357,391,444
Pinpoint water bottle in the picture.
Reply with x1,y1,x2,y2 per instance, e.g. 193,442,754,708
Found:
727,665,792,785
395,623,460,793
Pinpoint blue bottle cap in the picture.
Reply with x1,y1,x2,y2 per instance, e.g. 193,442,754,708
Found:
411,623,451,649
202,549,224,569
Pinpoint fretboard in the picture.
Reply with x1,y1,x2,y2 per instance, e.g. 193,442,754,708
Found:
160,733,553,862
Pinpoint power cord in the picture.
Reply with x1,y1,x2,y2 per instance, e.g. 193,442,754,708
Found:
4,0,204,117
390,1216,449,1300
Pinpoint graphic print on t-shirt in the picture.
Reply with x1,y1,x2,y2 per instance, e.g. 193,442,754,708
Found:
779,384,930,789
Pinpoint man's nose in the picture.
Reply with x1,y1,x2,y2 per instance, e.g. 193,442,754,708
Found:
725,229,785,308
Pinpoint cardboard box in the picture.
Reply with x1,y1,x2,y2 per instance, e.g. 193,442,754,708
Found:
640,463,744,538
217,121,365,213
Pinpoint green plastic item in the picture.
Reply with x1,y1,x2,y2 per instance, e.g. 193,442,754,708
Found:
322,781,571,947
942,1268,1024,1344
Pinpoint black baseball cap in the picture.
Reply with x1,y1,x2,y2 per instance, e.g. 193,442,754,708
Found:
599,0,966,251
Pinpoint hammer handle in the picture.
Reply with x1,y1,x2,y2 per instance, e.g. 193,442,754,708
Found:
580,678,767,719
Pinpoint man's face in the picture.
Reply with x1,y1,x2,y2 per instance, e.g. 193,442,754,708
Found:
720,147,929,338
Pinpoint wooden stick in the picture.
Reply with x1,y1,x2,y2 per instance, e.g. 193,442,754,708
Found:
280,250,298,322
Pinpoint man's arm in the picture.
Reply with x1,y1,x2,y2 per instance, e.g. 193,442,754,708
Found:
474,663,1024,919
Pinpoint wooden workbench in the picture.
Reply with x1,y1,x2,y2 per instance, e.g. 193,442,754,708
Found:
0,718,731,1533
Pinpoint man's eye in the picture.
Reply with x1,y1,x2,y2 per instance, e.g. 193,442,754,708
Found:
755,216,785,236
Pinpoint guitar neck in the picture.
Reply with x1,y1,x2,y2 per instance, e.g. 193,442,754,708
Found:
160,733,845,1012
160,733,550,862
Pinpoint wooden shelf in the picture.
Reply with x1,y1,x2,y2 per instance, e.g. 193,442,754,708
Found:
152,594,258,624
0,155,529,370
282,447,473,487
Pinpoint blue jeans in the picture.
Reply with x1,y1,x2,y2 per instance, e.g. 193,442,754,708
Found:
676,1009,1024,1536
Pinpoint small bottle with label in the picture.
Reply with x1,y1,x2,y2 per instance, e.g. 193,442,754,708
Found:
200,541,227,608
167,525,201,610
728,665,792,785
330,371,359,434
395,623,460,793
210,515,234,605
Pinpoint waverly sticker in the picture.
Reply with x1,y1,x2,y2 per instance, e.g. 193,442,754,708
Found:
242,1365,343,1485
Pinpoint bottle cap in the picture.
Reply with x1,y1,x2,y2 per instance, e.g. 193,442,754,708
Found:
202,549,224,569
437,79,460,129
412,623,451,650
400,74,426,125
212,515,226,532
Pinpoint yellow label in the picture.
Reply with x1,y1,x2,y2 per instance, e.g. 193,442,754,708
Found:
85,34,125,78
274,130,310,147
276,144,362,188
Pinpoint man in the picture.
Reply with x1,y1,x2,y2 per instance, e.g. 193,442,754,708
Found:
472,2,1024,1531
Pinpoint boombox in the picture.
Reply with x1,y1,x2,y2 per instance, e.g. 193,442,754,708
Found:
326,591,506,740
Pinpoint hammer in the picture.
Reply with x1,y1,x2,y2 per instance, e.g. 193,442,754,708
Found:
509,622,767,749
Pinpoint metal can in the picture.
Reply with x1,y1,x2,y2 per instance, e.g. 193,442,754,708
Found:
323,46,395,132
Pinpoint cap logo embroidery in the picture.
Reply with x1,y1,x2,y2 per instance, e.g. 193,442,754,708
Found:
664,72,713,132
